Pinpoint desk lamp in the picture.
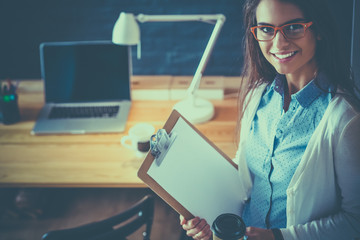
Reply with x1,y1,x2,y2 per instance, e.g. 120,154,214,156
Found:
112,12,225,124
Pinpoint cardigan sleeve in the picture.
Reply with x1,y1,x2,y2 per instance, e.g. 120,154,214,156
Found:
332,115,360,236
281,114,360,239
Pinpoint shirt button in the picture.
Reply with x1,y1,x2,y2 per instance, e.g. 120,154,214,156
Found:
276,129,283,138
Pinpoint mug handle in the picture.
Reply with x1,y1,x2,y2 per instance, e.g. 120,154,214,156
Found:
121,135,133,149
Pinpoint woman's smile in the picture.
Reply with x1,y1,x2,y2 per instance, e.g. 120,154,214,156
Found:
270,50,298,62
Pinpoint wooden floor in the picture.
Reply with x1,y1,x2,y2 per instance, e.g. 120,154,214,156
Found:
0,188,189,240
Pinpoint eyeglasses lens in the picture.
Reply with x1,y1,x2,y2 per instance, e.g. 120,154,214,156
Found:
283,24,305,38
255,24,305,41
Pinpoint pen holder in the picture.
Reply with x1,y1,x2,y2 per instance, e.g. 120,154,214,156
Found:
0,93,21,125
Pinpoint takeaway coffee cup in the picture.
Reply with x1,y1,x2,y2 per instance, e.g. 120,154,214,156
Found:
121,123,155,155
212,213,246,240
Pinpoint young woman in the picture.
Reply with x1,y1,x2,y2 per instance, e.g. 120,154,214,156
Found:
180,0,360,239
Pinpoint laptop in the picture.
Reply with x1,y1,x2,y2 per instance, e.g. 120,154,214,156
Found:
31,41,132,135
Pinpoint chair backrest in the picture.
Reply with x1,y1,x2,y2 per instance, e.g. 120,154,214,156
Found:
41,195,154,240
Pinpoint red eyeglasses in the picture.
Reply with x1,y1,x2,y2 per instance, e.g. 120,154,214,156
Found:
250,22,313,41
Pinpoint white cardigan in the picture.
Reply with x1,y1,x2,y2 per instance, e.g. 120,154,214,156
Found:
235,85,360,239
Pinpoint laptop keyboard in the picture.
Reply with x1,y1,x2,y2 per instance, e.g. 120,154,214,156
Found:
48,106,120,119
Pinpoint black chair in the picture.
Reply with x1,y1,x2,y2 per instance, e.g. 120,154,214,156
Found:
41,195,154,240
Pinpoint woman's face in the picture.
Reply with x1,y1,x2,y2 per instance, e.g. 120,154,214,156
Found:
255,0,318,77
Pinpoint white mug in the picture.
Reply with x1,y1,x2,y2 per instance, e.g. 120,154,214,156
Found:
121,123,155,154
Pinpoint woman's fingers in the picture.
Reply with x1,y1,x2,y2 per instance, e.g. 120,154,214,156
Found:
245,226,275,240
186,218,210,237
183,217,201,231
179,216,212,240
179,215,187,225
192,224,212,240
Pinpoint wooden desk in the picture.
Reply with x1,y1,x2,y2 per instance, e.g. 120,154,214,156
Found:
0,80,238,188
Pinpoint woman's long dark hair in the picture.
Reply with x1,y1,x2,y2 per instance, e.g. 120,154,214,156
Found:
236,0,359,143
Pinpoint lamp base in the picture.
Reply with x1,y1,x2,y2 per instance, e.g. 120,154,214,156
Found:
173,97,214,124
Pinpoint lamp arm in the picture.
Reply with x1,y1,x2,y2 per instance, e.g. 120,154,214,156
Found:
135,13,226,98
136,14,225,23
187,15,225,97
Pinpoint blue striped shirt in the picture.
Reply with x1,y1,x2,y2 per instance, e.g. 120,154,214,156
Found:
241,73,333,228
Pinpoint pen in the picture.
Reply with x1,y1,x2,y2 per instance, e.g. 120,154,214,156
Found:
8,79,17,94
2,84,8,95
1,81,8,95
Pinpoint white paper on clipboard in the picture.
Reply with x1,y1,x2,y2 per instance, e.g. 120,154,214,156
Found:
147,117,244,225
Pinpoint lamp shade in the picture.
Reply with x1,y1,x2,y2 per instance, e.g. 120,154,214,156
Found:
112,12,140,45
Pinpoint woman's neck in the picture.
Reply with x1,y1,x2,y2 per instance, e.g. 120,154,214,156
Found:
285,59,318,95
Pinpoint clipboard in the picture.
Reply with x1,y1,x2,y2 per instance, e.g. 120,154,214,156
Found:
138,110,243,225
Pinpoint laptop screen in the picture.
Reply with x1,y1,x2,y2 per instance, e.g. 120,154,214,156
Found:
40,41,131,103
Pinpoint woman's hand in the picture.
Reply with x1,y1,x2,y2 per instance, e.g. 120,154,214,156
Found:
179,215,212,240
246,226,275,240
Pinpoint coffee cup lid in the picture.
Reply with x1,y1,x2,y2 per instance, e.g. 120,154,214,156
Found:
212,213,246,239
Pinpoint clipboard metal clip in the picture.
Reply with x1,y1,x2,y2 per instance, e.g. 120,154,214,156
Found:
150,129,177,166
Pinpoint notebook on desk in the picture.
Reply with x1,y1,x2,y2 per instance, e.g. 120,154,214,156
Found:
31,41,132,135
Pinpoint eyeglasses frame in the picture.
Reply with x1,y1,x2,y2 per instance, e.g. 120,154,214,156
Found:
250,21,313,41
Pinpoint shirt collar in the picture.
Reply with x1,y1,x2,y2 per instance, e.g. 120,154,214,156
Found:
268,72,332,108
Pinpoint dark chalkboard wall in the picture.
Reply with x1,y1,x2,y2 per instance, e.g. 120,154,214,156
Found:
0,0,244,79
351,0,360,90
0,0,355,80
